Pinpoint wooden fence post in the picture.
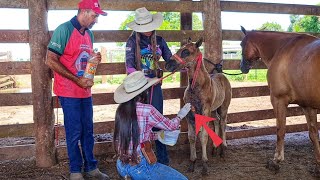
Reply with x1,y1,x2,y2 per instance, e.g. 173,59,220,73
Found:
180,0,192,89
101,46,108,84
180,0,192,131
29,0,56,167
203,0,222,69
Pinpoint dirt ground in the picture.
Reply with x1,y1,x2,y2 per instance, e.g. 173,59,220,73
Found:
1,81,320,179
0,132,319,180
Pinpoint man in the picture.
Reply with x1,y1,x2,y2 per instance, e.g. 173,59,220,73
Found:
46,0,109,179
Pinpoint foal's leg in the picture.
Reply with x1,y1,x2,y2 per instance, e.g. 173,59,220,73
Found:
200,126,209,175
218,107,228,158
199,109,212,175
266,96,288,172
187,122,197,172
212,110,220,157
302,107,320,176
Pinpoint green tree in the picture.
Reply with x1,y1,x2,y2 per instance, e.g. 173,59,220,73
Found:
117,12,203,46
287,3,320,33
258,22,283,31
288,15,320,33
287,15,300,32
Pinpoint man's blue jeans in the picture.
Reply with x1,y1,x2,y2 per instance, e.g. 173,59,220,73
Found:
116,154,187,180
59,96,97,173
149,84,169,165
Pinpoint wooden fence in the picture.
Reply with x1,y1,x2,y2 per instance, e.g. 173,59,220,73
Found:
1,0,320,167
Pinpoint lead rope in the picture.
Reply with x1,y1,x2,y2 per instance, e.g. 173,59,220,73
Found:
191,53,203,89
55,97,60,146
203,58,243,75
149,69,178,105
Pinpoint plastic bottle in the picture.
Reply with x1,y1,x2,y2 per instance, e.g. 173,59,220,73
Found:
83,49,99,79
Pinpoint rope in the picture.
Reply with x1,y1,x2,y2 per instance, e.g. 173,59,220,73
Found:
55,97,60,146
203,58,243,76
191,53,203,89
221,71,243,75
149,70,177,105
149,85,154,105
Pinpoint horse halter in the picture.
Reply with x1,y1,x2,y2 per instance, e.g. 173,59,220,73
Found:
173,52,203,89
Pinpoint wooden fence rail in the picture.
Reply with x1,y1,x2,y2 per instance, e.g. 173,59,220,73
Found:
2,0,320,15
1,30,320,44
0,0,319,163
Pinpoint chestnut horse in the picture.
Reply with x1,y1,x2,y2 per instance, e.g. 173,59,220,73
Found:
165,38,232,175
240,27,320,175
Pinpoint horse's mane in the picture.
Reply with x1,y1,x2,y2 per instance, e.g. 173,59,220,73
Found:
251,30,318,39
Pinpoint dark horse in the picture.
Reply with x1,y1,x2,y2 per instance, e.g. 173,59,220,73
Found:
165,38,232,175
240,27,320,175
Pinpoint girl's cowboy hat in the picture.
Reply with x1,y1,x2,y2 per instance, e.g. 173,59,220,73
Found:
114,71,159,103
127,7,164,32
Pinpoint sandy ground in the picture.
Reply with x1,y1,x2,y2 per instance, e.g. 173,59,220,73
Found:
0,132,319,179
1,81,320,179
0,81,272,125
0,81,312,127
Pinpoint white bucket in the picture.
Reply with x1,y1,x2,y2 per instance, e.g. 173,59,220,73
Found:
157,129,180,146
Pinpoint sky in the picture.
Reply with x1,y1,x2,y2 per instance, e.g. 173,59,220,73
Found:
0,0,319,60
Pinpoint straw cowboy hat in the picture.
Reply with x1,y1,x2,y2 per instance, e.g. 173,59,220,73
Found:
127,7,164,32
114,71,159,103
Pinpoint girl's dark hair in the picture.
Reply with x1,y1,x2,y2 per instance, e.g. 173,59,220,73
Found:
132,31,157,70
113,90,148,164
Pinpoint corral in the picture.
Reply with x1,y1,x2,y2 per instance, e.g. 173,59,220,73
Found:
1,0,320,179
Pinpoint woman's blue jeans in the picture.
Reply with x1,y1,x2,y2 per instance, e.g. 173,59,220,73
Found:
116,155,188,180
59,96,97,173
149,84,169,165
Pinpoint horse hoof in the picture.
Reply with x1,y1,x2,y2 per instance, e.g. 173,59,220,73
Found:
187,161,196,172
313,164,320,177
220,145,227,158
212,148,218,157
266,159,280,173
201,162,208,176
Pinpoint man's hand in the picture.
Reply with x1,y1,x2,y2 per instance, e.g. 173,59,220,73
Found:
76,77,94,88
93,52,102,64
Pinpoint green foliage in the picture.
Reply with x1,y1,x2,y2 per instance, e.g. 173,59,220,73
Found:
98,69,268,85
258,22,283,31
161,72,181,83
117,12,203,47
287,3,320,33
224,69,268,82
288,15,320,33
192,13,203,30
106,75,127,84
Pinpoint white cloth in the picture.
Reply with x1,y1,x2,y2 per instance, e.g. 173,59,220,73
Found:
157,129,180,146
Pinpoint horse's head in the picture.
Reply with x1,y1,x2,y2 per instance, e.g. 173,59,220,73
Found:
165,37,203,72
240,26,261,74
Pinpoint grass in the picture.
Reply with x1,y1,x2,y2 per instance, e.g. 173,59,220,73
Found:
93,69,267,85
224,69,268,82
9,69,268,89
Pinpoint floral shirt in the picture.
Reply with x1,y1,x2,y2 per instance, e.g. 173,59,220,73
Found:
125,32,172,77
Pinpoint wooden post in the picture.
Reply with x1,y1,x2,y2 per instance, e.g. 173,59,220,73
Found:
180,0,192,131
29,0,56,167
203,0,222,70
101,46,107,84
180,0,192,89
108,50,113,81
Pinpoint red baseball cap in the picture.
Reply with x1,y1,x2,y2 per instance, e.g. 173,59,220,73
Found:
78,0,107,16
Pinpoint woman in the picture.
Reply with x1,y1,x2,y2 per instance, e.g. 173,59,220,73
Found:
125,7,173,165
113,71,190,179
